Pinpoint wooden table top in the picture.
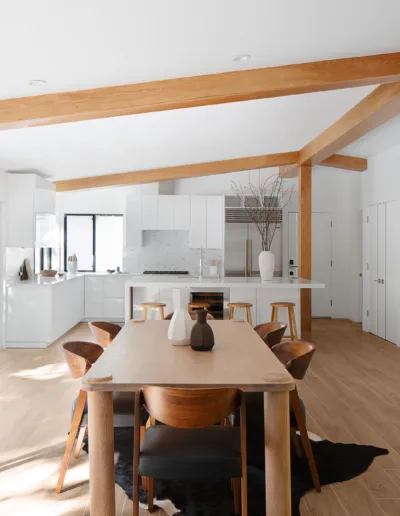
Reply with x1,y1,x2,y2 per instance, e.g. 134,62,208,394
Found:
82,320,295,392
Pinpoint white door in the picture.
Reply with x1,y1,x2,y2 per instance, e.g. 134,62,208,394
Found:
385,201,400,346
157,196,174,230
311,213,332,317
377,203,386,339
369,204,379,336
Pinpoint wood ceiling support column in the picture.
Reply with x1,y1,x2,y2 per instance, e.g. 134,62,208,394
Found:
298,165,312,335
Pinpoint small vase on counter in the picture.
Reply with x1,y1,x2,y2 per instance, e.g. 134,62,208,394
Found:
167,289,191,346
68,254,78,275
259,250,275,281
190,309,215,352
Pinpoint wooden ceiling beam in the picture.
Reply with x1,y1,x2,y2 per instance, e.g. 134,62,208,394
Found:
281,83,400,177
54,151,299,192
2,53,400,130
279,153,368,177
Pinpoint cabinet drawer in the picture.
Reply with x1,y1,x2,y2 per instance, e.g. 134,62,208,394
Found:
103,276,127,297
85,276,103,293
103,298,124,319
85,293,103,318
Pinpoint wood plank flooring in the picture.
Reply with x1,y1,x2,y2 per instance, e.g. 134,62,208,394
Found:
0,319,399,515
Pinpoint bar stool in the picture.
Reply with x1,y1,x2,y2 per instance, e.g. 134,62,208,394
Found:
270,302,298,341
188,301,210,314
141,302,166,320
228,302,253,326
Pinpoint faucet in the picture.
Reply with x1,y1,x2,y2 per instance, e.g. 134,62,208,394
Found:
199,247,203,279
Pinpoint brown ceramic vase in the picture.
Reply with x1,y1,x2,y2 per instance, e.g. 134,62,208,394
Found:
190,309,215,351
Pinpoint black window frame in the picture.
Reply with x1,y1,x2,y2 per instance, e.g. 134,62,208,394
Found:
64,214,123,272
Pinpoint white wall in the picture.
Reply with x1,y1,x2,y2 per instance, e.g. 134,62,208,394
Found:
0,170,6,348
282,166,362,322
362,142,400,207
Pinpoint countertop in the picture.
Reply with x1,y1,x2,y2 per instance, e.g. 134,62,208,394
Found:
127,276,325,289
7,273,325,289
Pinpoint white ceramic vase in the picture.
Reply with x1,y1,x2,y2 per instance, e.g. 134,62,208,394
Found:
259,250,275,281
168,289,191,345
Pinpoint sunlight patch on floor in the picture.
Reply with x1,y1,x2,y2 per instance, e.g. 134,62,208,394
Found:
9,363,68,380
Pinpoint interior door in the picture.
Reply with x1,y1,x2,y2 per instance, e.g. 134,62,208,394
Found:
369,204,378,336
385,201,400,346
311,213,332,317
377,203,386,339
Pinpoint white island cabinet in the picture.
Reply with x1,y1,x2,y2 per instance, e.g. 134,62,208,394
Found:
125,277,324,336
6,275,84,348
84,275,129,321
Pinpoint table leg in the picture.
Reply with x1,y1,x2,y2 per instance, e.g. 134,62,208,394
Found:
264,391,291,516
88,391,115,516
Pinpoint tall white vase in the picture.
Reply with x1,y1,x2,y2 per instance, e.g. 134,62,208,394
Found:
259,251,275,281
168,289,191,345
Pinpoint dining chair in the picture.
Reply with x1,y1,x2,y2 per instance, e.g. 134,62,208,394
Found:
133,387,247,516
56,341,147,494
164,312,214,321
88,321,121,348
253,321,287,348
273,341,321,492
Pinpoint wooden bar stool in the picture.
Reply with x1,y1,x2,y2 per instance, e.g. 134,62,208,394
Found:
270,302,298,340
188,301,210,314
228,302,253,326
141,302,166,320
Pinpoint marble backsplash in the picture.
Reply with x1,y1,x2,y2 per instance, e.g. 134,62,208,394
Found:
123,231,224,276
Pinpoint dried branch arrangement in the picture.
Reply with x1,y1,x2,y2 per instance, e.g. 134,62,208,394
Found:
231,174,293,251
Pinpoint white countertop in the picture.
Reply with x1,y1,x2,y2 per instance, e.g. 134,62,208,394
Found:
6,273,86,286
127,276,325,289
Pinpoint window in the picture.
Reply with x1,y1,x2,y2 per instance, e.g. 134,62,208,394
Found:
64,214,123,272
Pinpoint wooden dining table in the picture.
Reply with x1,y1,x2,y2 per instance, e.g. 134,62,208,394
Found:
82,320,295,516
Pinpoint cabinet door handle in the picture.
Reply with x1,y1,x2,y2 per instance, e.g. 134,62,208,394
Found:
381,279,385,285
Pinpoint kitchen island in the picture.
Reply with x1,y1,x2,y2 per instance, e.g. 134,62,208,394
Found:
125,276,325,336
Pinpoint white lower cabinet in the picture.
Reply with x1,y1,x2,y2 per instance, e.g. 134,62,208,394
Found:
84,275,128,321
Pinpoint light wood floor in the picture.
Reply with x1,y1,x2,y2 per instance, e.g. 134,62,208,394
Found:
1,320,400,515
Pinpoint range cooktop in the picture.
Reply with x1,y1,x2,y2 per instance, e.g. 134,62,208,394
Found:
143,270,189,275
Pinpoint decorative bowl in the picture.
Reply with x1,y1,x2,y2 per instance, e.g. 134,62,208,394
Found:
41,270,58,277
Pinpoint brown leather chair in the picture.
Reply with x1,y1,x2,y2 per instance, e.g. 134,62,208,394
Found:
88,321,121,348
133,387,248,516
56,341,147,494
273,341,321,492
254,321,287,348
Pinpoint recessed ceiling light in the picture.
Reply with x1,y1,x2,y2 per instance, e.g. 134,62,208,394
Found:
29,79,47,86
234,54,251,63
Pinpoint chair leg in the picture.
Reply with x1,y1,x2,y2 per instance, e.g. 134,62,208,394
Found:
289,306,299,341
133,392,141,516
73,426,87,459
147,477,155,512
142,307,148,321
246,307,253,327
229,306,234,320
159,307,164,320
271,306,277,322
56,389,87,494
290,388,321,492
140,425,147,491
290,427,302,457
233,478,241,515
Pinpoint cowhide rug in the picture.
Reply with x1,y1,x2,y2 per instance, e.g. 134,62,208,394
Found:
84,427,388,516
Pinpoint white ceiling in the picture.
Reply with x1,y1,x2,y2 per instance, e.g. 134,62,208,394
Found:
0,86,374,180
0,1,399,180
1,0,399,100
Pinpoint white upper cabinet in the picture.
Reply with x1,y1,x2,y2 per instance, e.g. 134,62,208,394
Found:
141,195,158,230
125,195,142,248
173,195,191,230
189,196,207,248
6,173,56,248
206,196,224,249
157,195,174,230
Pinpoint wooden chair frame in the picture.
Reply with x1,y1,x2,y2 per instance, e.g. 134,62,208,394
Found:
133,387,247,516
88,321,121,348
254,321,287,348
273,341,321,492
